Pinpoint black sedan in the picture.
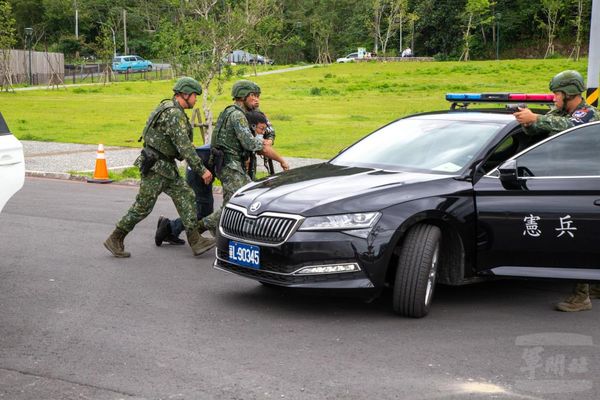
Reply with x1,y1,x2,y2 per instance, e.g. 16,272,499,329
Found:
213,100,600,317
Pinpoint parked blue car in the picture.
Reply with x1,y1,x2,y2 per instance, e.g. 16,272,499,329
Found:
112,55,153,73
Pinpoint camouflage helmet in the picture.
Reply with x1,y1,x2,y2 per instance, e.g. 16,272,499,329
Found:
232,80,261,99
549,70,586,96
173,77,202,95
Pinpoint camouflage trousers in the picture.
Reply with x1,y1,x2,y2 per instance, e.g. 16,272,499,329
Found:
202,164,251,231
573,282,600,296
117,170,197,234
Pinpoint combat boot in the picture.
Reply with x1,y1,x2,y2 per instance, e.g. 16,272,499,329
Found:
198,218,217,238
155,216,185,246
187,229,216,256
104,227,131,258
589,284,600,299
556,283,592,312
155,216,170,246
197,218,208,235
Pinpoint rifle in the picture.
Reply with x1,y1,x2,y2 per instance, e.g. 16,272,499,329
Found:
263,155,275,175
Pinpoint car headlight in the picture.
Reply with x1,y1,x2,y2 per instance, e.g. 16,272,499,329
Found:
298,212,381,231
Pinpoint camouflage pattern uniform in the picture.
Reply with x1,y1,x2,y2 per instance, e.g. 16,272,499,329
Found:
117,99,208,234
202,104,263,231
525,99,600,137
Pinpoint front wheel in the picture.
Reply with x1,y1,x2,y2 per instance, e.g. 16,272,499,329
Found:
392,224,441,318
147,65,152,71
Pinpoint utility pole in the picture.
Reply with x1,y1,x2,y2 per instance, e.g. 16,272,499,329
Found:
25,27,33,85
399,18,403,56
73,0,78,39
587,0,599,107
123,9,128,55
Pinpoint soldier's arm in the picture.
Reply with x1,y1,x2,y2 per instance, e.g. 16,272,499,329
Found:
259,143,289,171
232,111,264,152
531,115,576,136
166,108,208,176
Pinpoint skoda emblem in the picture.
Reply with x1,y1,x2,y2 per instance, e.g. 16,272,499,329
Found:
249,202,261,212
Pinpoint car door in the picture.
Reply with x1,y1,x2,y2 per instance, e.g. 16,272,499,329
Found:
0,112,25,213
474,122,600,278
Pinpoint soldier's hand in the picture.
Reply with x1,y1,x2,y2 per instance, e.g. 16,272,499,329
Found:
201,169,213,185
280,160,290,171
263,139,273,147
514,108,539,126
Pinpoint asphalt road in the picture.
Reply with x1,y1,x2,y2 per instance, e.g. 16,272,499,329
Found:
1,178,599,400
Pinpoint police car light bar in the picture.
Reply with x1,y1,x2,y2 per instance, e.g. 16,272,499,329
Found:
446,93,555,103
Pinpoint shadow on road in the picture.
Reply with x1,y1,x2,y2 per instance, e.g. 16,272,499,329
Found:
214,278,577,319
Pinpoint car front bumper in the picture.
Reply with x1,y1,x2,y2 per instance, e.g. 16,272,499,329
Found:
213,229,395,294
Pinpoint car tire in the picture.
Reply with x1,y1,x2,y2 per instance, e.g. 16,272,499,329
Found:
127,67,131,73
392,224,441,318
147,65,152,71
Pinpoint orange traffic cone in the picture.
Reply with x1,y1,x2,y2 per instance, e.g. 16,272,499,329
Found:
87,144,113,184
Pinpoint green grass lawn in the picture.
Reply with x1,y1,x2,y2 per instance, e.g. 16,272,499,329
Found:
0,58,588,159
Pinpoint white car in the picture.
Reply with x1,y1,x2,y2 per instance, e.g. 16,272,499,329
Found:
336,52,359,63
0,112,25,213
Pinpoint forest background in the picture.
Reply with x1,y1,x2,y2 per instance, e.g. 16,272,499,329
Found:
4,0,592,64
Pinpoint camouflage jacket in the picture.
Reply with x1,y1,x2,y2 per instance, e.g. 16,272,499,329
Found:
525,100,600,136
139,99,207,180
211,104,263,173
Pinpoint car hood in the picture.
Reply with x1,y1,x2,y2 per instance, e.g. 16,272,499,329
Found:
229,163,456,216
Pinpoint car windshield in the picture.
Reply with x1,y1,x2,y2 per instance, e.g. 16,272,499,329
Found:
331,117,503,174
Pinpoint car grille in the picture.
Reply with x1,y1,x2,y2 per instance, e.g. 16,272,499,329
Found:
221,206,300,245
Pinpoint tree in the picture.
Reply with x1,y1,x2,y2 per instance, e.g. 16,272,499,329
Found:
155,0,278,141
459,0,493,61
372,0,407,56
538,0,564,58
412,0,465,58
92,23,116,84
568,0,590,61
0,0,17,91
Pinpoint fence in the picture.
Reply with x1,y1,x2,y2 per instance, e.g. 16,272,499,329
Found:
0,49,172,86
0,49,64,85
63,63,174,84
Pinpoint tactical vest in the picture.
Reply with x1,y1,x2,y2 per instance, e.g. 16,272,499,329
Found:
142,99,193,161
211,104,244,148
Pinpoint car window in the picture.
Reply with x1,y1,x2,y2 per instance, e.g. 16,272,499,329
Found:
0,113,10,135
126,57,135,62
332,118,503,174
481,128,540,173
112,58,120,63
516,123,600,177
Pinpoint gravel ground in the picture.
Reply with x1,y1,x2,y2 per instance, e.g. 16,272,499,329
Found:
22,140,327,177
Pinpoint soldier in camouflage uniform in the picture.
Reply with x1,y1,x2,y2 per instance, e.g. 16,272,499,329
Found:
104,77,215,258
154,111,288,246
514,70,600,312
197,80,286,235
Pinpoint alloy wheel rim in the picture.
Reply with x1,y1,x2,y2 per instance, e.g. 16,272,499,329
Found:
424,245,439,306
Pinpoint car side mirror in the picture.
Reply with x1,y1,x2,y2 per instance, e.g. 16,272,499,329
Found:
498,159,522,189
498,159,517,180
